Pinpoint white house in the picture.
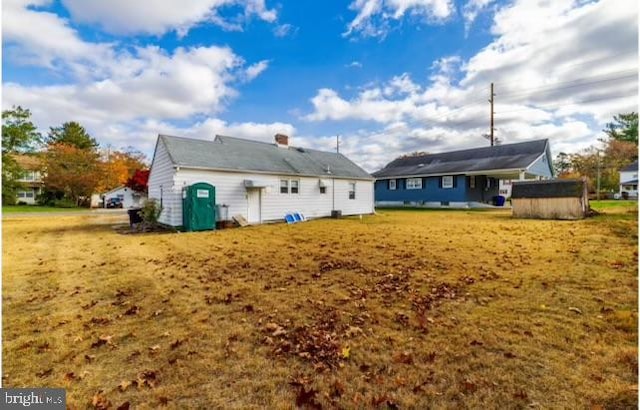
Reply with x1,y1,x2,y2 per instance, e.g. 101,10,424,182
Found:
148,133,374,227
103,186,147,208
619,160,638,199
14,154,44,205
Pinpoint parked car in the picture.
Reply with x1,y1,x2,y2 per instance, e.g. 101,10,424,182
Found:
106,197,123,208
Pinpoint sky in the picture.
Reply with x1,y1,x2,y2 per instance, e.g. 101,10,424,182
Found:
2,0,638,172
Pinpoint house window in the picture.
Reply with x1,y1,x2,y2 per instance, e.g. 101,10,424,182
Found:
17,191,27,198
25,191,34,198
389,179,397,190
442,176,454,189
469,176,476,189
291,180,299,194
348,182,356,200
320,186,326,194
280,179,289,194
406,178,422,189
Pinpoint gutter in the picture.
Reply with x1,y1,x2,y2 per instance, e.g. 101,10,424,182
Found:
374,167,527,180
172,164,375,181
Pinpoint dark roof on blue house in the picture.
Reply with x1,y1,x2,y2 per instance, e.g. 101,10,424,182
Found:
373,139,551,178
157,134,373,180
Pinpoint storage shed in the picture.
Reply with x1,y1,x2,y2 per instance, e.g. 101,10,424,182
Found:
511,179,589,220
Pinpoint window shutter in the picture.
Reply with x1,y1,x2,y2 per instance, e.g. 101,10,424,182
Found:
438,177,442,188
453,176,457,188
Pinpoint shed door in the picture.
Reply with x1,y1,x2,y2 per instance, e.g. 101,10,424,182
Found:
247,189,261,224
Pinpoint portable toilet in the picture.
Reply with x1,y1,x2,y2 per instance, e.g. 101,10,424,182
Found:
182,182,216,231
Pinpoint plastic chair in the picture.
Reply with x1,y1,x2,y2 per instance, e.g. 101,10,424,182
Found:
285,214,296,224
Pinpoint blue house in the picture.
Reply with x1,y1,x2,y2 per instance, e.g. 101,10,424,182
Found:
373,139,554,207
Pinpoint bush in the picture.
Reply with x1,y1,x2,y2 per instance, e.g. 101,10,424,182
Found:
53,198,76,208
17,201,28,206
140,199,162,226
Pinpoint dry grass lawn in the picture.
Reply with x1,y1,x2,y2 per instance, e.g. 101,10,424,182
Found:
3,207,638,409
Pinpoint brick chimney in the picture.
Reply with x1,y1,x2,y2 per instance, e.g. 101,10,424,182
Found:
275,133,289,146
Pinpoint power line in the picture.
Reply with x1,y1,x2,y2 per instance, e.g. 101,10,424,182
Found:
494,92,637,116
496,70,637,100
492,50,638,88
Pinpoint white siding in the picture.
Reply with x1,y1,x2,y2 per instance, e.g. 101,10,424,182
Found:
158,168,373,227
333,179,375,215
148,140,179,226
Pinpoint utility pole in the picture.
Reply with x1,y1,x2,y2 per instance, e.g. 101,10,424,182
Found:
489,82,495,146
596,149,601,201
336,135,340,154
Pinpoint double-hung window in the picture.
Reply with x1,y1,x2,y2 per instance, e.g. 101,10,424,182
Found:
406,178,422,190
389,179,397,190
442,176,454,189
348,182,356,199
280,179,289,194
290,180,299,194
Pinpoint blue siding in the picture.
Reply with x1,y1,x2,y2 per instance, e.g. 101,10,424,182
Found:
527,153,553,177
465,176,500,202
375,175,468,202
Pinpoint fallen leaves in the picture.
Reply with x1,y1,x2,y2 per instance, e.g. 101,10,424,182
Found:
91,335,114,349
91,391,111,410
124,305,141,316
35,368,53,378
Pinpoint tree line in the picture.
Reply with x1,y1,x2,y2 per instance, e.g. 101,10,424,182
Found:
2,106,148,206
553,112,638,194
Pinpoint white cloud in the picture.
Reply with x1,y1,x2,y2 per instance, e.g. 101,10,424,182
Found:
307,0,638,170
3,0,114,72
3,0,275,157
344,0,455,37
244,60,270,81
272,23,298,37
462,0,495,34
61,0,277,36
346,61,363,68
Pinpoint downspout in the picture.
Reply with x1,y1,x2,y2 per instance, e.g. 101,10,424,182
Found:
332,178,335,212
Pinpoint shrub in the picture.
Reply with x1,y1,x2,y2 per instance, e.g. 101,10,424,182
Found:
140,199,162,227
17,201,28,206
53,198,76,208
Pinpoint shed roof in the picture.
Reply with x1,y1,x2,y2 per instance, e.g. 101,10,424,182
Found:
511,179,585,199
621,160,638,172
373,139,550,178
157,134,372,180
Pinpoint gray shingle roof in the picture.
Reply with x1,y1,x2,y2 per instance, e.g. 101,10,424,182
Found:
373,139,550,178
158,134,372,180
621,160,638,172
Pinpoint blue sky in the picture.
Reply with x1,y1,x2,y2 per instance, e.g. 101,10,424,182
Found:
3,0,638,171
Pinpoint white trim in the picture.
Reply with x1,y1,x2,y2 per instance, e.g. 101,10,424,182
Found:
442,176,453,189
389,179,397,190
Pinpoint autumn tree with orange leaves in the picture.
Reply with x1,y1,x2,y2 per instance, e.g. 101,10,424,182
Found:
100,147,147,192
43,143,102,206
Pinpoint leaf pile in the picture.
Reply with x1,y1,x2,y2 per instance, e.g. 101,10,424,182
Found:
262,307,360,371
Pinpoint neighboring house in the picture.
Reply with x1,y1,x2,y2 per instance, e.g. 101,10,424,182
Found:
619,160,638,199
373,139,554,207
148,133,374,227
13,154,44,205
103,186,147,208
